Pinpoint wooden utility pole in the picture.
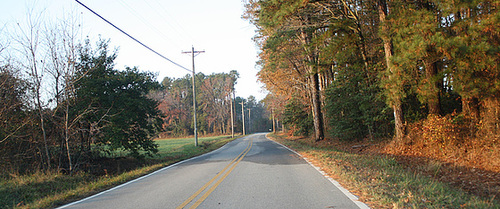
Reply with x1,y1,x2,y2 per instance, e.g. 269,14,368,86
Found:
248,108,251,134
182,46,204,146
241,101,245,135
230,91,235,138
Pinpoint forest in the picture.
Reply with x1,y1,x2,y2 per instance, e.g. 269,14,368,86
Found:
246,0,499,172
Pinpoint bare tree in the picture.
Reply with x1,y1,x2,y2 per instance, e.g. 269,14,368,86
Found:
13,8,52,170
44,11,81,172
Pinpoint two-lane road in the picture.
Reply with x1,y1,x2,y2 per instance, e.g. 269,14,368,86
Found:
59,133,368,209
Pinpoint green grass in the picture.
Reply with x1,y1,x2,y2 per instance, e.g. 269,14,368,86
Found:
268,133,499,208
0,135,237,209
154,135,235,159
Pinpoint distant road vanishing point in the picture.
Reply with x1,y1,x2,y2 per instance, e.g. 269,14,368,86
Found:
58,133,369,209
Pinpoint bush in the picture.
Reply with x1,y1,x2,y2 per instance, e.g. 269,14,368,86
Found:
282,97,313,136
385,114,500,173
325,78,392,141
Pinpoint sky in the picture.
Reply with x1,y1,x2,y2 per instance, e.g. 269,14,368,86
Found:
0,0,267,100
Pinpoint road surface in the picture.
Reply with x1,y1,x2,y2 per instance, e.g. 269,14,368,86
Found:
59,133,368,209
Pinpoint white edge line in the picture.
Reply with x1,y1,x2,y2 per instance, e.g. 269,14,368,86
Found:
265,134,370,209
57,136,244,209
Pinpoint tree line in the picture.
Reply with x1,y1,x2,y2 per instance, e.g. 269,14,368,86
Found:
153,72,271,137
245,0,499,142
0,12,272,174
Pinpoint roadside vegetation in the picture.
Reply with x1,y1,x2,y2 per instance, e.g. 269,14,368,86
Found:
268,133,499,208
246,1,499,207
0,135,236,209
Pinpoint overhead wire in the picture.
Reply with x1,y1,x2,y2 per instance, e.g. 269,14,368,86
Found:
150,0,198,46
141,0,191,46
74,0,191,72
116,0,182,49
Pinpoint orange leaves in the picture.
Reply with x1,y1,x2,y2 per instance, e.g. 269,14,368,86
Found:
384,113,500,173
421,115,461,147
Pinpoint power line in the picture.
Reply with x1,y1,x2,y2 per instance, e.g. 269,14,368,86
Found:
150,0,197,45
74,0,191,72
143,0,192,46
117,0,181,49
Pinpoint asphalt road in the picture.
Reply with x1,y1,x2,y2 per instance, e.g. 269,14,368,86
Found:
59,133,368,209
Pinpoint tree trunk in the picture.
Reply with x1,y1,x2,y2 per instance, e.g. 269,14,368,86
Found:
310,71,325,141
424,60,442,115
462,97,480,122
272,109,276,133
299,26,325,141
462,97,480,136
65,101,72,173
393,102,404,141
482,97,500,139
378,0,405,141
37,100,51,170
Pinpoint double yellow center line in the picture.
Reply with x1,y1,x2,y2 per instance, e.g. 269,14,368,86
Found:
176,139,253,209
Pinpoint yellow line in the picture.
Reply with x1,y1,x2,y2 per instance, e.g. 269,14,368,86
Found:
190,139,253,209
176,139,253,209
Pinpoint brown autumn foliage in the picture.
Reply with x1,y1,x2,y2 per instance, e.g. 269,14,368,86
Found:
379,114,500,199
384,114,499,173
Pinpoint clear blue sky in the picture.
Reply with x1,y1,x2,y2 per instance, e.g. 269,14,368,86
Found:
0,0,266,100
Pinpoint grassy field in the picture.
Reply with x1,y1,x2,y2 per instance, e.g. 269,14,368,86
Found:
268,133,499,208
0,135,236,209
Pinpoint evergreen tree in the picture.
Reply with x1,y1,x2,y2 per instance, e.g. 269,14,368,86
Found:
73,39,163,158
447,0,500,137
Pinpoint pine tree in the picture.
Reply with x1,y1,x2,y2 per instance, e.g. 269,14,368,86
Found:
447,0,500,136
378,0,406,141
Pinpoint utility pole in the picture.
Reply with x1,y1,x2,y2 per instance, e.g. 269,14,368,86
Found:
182,46,205,146
230,91,235,138
241,101,245,135
248,108,251,134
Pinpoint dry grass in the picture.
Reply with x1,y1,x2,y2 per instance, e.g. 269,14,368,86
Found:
0,135,236,209
385,115,500,173
268,132,499,208
382,114,500,201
